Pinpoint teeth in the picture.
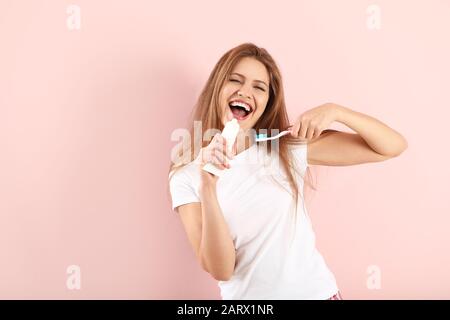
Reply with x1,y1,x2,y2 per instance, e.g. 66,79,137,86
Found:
230,101,251,112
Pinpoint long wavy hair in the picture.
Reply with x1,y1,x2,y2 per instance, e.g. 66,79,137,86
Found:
168,42,317,222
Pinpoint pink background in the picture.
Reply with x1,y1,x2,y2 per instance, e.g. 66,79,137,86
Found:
1,0,449,299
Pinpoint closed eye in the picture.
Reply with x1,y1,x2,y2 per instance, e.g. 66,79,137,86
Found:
230,79,265,92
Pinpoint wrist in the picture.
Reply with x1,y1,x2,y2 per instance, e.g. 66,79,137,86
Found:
331,103,347,123
199,183,216,197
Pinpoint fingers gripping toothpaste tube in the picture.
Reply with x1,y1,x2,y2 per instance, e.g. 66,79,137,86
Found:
202,118,240,177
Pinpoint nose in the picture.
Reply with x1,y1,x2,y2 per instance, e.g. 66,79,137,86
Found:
237,90,251,100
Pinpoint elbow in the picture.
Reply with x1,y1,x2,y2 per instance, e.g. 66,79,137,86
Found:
400,135,408,152
199,254,235,281
210,271,233,281
204,262,234,281
199,255,210,274
210,260,235,281
402,138,408,152
397,135,408,153
385,137,408,158
393,138,408,157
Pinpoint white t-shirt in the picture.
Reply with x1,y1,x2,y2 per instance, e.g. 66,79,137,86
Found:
169,142,339,300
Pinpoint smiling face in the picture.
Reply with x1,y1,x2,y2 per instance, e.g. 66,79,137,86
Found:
220,57,270,131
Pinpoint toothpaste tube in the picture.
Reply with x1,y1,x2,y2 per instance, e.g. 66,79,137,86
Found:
202,118,240,177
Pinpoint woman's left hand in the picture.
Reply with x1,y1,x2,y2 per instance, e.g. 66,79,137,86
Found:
289,103,340,141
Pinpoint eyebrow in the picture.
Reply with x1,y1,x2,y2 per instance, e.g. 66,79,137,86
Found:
230,72,269,88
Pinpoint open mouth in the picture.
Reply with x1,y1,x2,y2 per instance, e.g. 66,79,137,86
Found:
228,100,254,121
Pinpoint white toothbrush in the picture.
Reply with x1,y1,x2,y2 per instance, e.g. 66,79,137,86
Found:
255,130,291,142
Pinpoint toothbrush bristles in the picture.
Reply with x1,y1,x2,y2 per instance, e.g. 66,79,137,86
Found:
255,130,290,142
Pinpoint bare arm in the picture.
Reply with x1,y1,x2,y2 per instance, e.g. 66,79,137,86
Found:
177,203,206,269
176,133,236,281
333,103,408,157
177,186,236,281
290,103,408,166
198,184,236,281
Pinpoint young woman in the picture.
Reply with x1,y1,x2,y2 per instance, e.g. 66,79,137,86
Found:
168,43,407,300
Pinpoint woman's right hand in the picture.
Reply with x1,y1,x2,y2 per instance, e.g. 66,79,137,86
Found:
198,133,235,189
